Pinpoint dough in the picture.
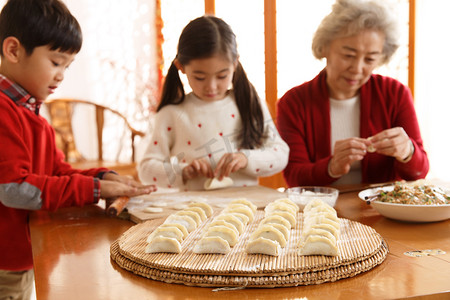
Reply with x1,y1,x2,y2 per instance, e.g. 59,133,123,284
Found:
143,207,163,213
203,177,234,190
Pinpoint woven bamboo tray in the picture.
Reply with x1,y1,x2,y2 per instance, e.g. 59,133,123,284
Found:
110,211,388,288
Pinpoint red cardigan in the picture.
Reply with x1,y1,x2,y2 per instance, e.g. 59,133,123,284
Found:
0,93,109,271
277,70,429,187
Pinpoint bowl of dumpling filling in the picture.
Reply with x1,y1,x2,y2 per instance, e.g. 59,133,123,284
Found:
286,186,339,211
358,180,450,222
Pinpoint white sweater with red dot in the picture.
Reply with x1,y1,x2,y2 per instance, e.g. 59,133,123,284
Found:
138,92,289,191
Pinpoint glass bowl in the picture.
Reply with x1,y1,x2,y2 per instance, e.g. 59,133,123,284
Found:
286,186,339,210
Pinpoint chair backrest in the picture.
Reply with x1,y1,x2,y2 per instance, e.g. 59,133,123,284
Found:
44,98,145,164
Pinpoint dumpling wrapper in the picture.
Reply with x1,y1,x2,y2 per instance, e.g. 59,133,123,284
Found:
145,236,181,253
304,211,339,224
204,177,234,190
230,198,257,213
147,226,184,243
143,207,163,213
164,214,197,233
159,223,188,239
230,212,250,225
299,235,339,256
250,224,287,247
188,202,213,217
193,236,230,254
260,215,292,230
304,198,334,214
246,237,281,256
205,225,238,246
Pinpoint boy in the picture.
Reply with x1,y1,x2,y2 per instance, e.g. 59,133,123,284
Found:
0,0,156,298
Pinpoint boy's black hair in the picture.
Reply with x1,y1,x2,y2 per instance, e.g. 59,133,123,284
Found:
0,0,82,56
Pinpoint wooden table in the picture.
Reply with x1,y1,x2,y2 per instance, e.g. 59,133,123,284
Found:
29,185,450,300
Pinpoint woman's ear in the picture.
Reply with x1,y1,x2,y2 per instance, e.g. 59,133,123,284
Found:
2,37,23,63
174,58,185,73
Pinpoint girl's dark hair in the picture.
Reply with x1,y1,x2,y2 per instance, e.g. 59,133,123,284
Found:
158,15,265,149
0,0,82,56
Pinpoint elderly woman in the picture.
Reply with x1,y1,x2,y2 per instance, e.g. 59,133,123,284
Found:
277,0,429,187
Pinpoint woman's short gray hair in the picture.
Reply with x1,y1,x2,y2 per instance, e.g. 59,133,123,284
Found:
312,0,400,65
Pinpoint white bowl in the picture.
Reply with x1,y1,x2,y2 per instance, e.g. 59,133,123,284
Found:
359,186,450,222
286,186,339,210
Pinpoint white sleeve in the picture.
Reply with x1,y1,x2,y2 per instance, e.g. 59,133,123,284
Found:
137,111,187,188
241,100,289,177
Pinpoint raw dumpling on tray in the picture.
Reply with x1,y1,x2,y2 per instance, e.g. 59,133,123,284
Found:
298,198,340,256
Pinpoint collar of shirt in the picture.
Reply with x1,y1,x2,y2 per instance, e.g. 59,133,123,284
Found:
0,74,42,115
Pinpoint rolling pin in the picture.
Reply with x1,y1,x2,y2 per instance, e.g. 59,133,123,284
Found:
106,196,130,217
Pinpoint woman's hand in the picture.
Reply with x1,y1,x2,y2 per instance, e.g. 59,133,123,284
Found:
214,152,248,180
368,127,413,161
100,172,156,199
182,157,214,183
328,138,370,177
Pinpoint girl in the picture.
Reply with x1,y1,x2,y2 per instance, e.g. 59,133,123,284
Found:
138,16,289,191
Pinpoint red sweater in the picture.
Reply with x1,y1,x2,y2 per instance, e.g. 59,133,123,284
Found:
0,82,109,271
277,70,429,187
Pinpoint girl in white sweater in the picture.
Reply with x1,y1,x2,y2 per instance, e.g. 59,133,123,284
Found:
138,16,289,191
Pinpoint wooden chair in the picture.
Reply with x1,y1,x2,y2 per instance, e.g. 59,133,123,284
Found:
44,98,145,179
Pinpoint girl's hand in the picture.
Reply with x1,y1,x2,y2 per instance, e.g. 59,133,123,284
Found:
182,157,214,183
368,127,413,161
328,138,369,177
214,152,248,180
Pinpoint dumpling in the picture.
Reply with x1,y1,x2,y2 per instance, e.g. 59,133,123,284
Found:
158,223,189,239
145,236,181,253
214,213,244,234
204,225,238,247
185,206,207,221
303,198,333,213
299,235,338,256
265,211,296,228
260,215,292,230
204,177,233,190
164,214,197,233
300,228,336,245
193,236,231,254
208,220,239,237
250,224,287,247
147,226,184,243
174,211,201,226
273,198,299,213
224,204,254,222
246,237,281,256
230,198,257,213
265,222,290,241
265,202,297,216
188,201,213,217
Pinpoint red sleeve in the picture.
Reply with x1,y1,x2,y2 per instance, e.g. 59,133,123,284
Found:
277,75,337,187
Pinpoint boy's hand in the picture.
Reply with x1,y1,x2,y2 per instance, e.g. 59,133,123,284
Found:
100,172,156,199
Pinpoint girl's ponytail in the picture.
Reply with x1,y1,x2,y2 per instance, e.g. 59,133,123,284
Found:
233,62,265,149
157,60,185,112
